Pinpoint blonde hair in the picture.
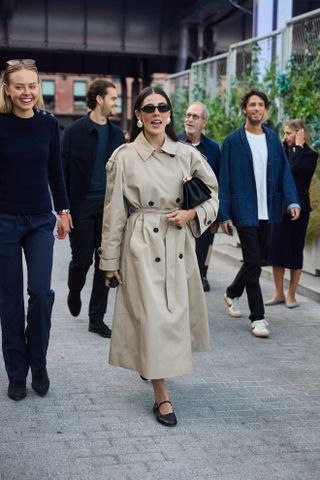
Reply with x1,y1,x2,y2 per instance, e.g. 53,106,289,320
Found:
0,62,44,113
285,119,312,148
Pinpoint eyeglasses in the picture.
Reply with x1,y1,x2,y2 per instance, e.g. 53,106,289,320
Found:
185,113,202,121
139,103,170,114
6,59,36,67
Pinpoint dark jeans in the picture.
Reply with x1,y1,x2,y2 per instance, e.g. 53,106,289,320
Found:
226,221,271,322
196,228,215,278
69,198,109,323
0,213,55,383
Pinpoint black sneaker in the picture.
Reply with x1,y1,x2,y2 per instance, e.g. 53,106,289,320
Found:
8,382,27,401
67,291,81,317
88,323,112,338
31,366,50,396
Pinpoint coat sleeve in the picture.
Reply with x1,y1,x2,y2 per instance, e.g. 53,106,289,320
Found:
188,147,219,238
280,145,300,208
99,147,129,271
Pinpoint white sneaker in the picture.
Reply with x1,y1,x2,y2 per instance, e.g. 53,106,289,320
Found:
251,320,269,337
224,293,241,318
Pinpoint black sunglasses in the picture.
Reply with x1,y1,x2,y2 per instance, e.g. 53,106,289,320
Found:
140,103,170,114
6,59,36,67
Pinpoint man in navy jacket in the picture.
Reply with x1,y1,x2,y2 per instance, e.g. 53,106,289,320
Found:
62,80,125,338
218,90,300,338
179,102,220,291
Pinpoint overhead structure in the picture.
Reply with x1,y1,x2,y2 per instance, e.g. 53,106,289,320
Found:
0,0,253,77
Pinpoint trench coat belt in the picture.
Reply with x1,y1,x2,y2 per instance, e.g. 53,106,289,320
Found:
129,207,178,313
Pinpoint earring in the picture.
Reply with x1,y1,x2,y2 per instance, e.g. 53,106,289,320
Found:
166,117,171,125
137,119,143,128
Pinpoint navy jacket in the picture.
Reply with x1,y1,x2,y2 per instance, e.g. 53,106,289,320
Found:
218,124,299,227
61,114,125,208
178,133,220,177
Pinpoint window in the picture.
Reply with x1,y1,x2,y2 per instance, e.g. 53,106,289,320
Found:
73,80,87,110
41,80,55,110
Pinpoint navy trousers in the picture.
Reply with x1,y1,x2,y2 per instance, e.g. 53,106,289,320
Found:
0,213,55,383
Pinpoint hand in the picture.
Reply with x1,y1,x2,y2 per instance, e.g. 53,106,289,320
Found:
210,221,219,234
295,128,305,146
56,214,73,239
220,220,234,235
166,209,196,227
290,207,300,221
105,270,122,287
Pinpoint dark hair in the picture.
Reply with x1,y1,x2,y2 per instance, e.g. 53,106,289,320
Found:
86,79,116,110
240,89,270,110
129,86,178,142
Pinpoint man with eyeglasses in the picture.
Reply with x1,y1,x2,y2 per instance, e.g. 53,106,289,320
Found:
179,102,220,291
61,79,125,338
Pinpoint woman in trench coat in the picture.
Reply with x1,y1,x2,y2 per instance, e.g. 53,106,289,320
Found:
99,86,218,426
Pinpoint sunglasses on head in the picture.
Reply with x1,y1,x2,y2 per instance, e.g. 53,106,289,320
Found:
6,59,36,67
139,103,170,114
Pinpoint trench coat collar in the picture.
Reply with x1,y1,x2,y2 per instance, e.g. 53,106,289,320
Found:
133,132,177,162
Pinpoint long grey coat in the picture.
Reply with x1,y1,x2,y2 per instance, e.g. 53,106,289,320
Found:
99,132,219,379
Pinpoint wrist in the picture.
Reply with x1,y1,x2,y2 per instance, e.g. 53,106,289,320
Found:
58,209,70,218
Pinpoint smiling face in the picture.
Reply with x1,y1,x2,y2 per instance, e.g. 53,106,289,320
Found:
243,95,266,127
98,87,118,118
4,68,39,117
135,93,171,141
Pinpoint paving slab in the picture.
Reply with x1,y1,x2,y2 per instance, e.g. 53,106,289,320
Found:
0,237,320,480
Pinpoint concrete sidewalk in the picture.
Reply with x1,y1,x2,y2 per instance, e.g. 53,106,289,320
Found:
0,238,320,480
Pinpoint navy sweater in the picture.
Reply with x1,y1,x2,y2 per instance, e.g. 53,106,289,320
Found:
0,110,69,215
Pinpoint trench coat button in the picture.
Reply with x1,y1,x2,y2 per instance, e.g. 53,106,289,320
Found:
148,201,154,207
179,253,183,259
155,257,161,262
153,227,159,233
169,154,175,157
176,198,181,203
206,220,212,225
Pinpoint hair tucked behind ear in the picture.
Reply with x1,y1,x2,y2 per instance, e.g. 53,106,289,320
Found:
285,119,312,148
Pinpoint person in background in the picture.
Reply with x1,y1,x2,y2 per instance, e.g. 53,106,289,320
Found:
179,102,220,291
218,90,300,338
0,59,71,401
99,87,218,426
61,79,125,338
266,119,318,308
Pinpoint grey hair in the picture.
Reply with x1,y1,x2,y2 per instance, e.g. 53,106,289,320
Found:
188,101,209,120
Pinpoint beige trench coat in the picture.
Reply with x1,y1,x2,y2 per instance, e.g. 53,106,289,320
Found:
99,132,219,379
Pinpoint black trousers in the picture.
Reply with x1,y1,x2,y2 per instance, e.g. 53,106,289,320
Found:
68,198,109,323
196,228,215,278
0,213,55,383
226,221,270,322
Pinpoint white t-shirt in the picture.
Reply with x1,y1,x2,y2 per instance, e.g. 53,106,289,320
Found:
245,130,268,220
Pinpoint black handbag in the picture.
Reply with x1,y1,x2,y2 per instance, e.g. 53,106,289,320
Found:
182,175,212,209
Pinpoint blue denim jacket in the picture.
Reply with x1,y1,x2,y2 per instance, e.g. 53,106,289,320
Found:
218,124,299,226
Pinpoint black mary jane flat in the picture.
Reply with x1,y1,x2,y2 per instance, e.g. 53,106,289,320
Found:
152,400,177,427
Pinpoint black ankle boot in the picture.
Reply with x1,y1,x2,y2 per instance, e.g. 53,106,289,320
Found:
8,382,27,401
31,366,50,396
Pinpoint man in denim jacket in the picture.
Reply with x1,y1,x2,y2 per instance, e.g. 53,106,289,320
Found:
218,90,300,338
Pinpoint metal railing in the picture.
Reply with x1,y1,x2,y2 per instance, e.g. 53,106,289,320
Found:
164,8,320,105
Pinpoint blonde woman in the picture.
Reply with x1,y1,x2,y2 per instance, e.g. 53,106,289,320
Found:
266,120,318,308
0,59,71,400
